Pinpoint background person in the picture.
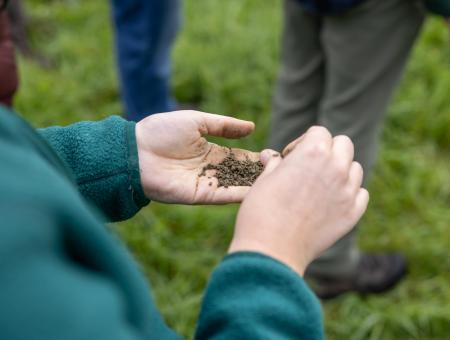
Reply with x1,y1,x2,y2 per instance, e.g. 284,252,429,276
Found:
269,0,427,299
1,0,182,119
111,0,181,122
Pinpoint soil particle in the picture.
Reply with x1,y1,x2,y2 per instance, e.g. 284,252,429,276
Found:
200,151,264,187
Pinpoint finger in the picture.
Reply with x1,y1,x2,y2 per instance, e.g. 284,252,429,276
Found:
260,149,281,166
231,148,260,162
288,126,333,160
204,145,260,167
351,188,370,225
209,186,251,204
332,135,354,170
348,161,364,192
281,134,306,157
196,111,255,139
195,174,252,204
258,149,282,180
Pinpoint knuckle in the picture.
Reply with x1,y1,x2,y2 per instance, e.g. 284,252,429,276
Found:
353,161,363,171
357,162,364,174
360,188,370,205
305,142,329,158
308,125,329,135
354,162,364,177
348,206,361,225
337,186,354,205
333,161,349,179
335,134,353,145
350,162,364,182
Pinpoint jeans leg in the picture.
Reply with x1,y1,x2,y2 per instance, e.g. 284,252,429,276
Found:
111,0,181,121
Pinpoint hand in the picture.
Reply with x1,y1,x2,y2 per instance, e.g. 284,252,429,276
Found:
136,110,261,204
229,126,369,276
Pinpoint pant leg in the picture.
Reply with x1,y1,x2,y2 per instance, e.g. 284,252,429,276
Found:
307,0,425,278
111,0,181,121
268,0,324,151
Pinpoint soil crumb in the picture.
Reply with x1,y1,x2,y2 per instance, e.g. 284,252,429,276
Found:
200,151,264,187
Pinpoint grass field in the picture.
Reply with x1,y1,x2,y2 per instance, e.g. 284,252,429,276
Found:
17,1,450,339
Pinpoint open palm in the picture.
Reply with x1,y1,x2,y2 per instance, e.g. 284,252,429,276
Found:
136,110,260,204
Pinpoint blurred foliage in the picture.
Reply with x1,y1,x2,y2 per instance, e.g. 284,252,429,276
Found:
16,0,450,339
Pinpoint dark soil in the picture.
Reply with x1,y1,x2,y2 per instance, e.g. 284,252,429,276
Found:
200,151,264,187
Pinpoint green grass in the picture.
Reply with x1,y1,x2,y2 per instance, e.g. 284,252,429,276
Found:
17,1,450,339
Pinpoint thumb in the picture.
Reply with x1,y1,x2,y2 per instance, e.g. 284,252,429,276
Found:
195,111,255,139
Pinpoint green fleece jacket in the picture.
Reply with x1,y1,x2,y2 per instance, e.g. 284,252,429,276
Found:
0,105,324,340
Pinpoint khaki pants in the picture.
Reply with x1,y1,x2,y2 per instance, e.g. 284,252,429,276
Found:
269,0,425,278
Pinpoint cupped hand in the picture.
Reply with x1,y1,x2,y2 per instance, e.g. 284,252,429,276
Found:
135,110,262,204
229,126,369,276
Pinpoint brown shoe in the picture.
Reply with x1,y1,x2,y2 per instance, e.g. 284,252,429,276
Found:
305,253,408,300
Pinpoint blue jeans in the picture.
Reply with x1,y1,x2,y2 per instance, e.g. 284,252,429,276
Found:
111,0,181,121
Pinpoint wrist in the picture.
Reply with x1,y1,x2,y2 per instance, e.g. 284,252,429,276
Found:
228,238,308,277
127,121,151,206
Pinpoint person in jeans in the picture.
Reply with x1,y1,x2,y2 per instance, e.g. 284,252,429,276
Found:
269,0,426,298
111,0,181,121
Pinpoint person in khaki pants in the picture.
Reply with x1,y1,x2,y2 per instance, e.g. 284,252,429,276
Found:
269,0,426,299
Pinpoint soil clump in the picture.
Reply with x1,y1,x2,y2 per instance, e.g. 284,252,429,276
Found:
200,151,264,187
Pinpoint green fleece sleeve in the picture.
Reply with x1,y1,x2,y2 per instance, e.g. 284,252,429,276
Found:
38,116,149,222
196,252,324,340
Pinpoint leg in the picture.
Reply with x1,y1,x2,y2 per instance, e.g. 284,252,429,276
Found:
307,0,425,279
268,0,324,151
111,0,181,121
